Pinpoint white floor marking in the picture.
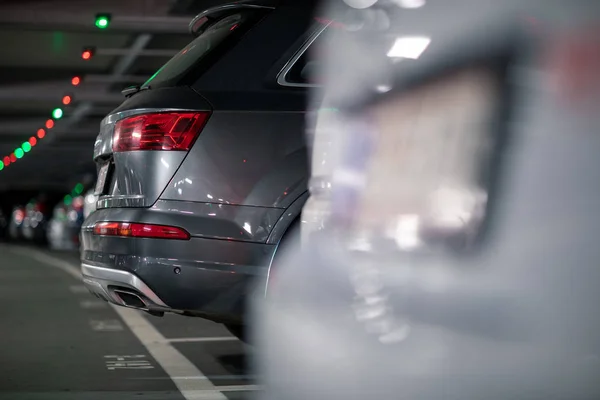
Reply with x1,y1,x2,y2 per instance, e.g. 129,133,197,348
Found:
165,337,237,343
112,306,228,399
104,355,154,370
80,300,108,309
16,247,229,400
90,319,124,331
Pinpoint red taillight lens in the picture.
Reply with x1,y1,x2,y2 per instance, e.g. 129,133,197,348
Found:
113,112,210,152
93,222,190,240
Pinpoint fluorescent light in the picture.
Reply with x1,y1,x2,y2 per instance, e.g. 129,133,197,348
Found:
396,0,425,8
387,36,431,59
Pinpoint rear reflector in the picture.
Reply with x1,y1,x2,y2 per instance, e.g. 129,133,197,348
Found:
93,221,190,240
113,112,210,152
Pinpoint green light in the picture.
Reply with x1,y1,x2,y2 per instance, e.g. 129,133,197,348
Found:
14,148,24,159
22,142,32,153
74,183,84,195
64,194,72,206
95,14,110,29
52,108,63,119
0,161,4,171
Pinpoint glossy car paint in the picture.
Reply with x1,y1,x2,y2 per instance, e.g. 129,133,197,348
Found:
160,111,308,208
81,0,318,324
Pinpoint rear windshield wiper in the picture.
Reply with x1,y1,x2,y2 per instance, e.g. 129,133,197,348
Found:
121,85,151,98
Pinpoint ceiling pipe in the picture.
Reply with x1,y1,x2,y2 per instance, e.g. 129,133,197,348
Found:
0,12,190,34
83,74,149,83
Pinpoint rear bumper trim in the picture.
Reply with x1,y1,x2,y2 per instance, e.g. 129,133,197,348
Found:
81,262,169,308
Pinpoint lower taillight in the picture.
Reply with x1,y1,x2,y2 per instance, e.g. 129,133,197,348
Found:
93,222,190,240
113,111,211,152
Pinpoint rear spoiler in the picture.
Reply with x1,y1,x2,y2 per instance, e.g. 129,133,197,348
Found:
189,0,278,37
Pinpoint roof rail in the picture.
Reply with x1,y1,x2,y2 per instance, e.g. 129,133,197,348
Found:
188,0,277,36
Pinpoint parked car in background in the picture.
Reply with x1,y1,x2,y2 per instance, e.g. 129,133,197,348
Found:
0,209,7,241
21,195,51,245
48,195,86,251
81,0,321,339
8,205,25,241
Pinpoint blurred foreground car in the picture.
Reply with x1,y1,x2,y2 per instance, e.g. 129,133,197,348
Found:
81,0,321,338
48,196,86,251
257,0,600,399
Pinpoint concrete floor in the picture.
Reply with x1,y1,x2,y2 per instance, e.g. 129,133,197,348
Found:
0,244,258,400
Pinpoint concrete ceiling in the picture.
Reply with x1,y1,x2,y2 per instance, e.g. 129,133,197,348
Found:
0,0,215,191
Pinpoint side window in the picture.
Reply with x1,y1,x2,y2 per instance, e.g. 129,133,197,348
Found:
278,24,332,87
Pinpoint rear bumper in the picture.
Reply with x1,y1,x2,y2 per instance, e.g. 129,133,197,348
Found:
82,262,173,312
81,238,274,323
81,203,278,323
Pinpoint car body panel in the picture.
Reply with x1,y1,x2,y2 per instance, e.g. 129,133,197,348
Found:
160,111,308,208
81,230,274,323
97,151,188,209
267,189,307,244
84,199,284,243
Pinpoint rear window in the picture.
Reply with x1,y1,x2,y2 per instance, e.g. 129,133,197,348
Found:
142,11,265,89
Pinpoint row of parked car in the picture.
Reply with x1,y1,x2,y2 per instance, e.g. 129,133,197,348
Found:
5,190,97,250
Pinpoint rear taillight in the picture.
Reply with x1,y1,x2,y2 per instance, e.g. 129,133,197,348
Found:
113,112,210,152
93,221,190,240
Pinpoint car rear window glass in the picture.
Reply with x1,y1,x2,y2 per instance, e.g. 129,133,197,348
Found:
142,11,263,89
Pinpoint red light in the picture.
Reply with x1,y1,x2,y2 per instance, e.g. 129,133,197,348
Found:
62,95,72,105
93,221,190,240
230,24,238,31
113,112,210,152
71,76,81,86
3,156,10,166
10,153,16,163
29,137,37,146
45,119,54,129
82,50,92,60
37,128,46,138
14,210,24,224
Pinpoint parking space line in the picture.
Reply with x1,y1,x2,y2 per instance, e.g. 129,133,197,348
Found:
111,306,228,399
165,337,237,343
11,247,230,400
